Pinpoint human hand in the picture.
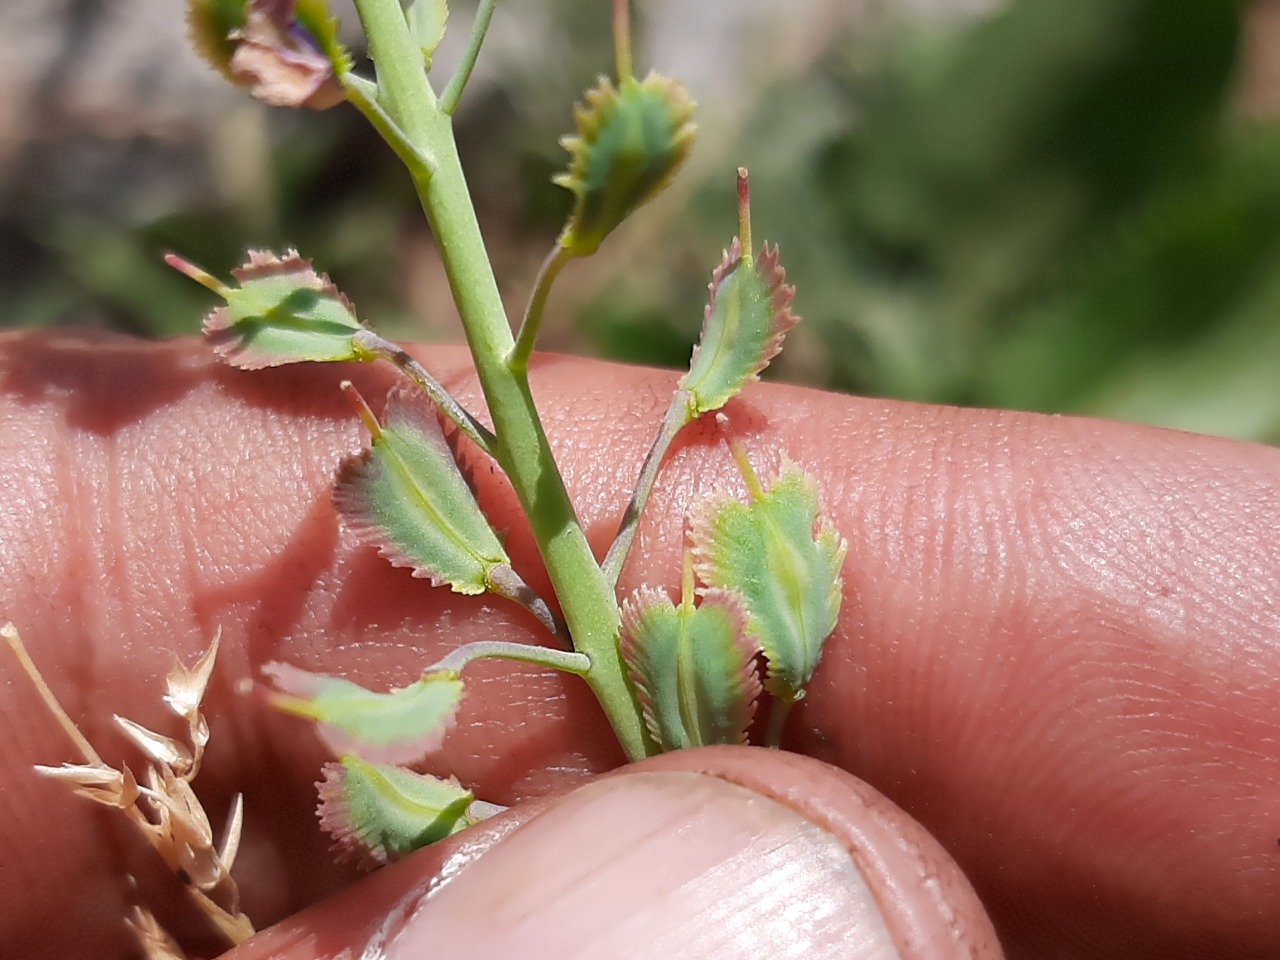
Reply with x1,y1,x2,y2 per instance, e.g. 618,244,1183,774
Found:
1,331,1275,959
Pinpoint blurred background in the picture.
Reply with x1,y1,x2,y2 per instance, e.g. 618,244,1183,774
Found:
2,0,1279,442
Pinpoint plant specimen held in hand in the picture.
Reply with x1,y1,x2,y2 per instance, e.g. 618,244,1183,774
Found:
8,0,847,953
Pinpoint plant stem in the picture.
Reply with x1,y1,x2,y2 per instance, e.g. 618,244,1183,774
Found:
737,167,753,263
728,432,765,500
486,564,570,646
612,0,634,81
358,0,438,114
429,640,590,676
3,623,103,766
440,0,499,116
351,330,497,455
342,75,436,179
599,161,755,586
420,146,652,759
602,399,690,587
351,0,654,760
511,244,574,374
764,697,792,749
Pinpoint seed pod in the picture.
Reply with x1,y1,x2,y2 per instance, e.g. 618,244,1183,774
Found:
554,72,697,256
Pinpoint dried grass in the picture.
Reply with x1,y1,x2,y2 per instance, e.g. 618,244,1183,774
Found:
2,623,254,958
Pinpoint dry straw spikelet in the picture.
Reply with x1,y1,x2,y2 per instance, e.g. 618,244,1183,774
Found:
126,905,188,960
2,623,253,958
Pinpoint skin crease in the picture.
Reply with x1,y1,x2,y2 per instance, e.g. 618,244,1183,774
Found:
0,330,1277,959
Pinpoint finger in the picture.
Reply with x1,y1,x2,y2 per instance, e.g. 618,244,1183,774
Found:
0,331,599,959
593,359,1280,958
1,331,1277,959
227,747,1001,960
451,338,1280,957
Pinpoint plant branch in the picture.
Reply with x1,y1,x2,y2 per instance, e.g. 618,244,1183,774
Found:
342,71,378,102
728,430,765,499
354,0,439,114
603,398,690,586
342,75,436,180
415,143,654,759
351,0,655,760
440,0,499,116
737,166,753,263
487,564,571,647
428,639,590,677
510,244,574,374
351,329,497,455
613,0,634,81
764,698,793,749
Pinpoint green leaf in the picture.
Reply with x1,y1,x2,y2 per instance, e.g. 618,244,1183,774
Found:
620,586,760,752
554,72,697,257
679,239,800,418
689,460,846,703
333,384,516,596
317,755,475,868
405,0,448,67
170,249,368,368
265,662,464,764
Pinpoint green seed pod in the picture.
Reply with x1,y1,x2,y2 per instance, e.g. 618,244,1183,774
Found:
170,248,369,368
554,72,697,256
689,458,846,706
620,585,760,752
317,756,477,868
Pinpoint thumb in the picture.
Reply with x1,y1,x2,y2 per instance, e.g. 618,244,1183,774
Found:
228,746,1001,960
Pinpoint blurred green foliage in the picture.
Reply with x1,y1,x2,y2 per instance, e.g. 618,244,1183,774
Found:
584,0,1280,444
4,0,1279,443
812,0,1270,434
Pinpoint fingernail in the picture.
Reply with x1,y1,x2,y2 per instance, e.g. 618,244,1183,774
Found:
381,770,898,960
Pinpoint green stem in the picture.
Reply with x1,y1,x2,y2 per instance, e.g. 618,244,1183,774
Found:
429,640,590,676
351,0,654,761
343,72,378,101
342,75,436,179
602,398,690,587
356,0,438,113
511,244,574,375
163,253,232,299
612,0,634,81
764,697,793,749
486,564,570,647
729,432,765,500
351,330,497,455
440,0,499,116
